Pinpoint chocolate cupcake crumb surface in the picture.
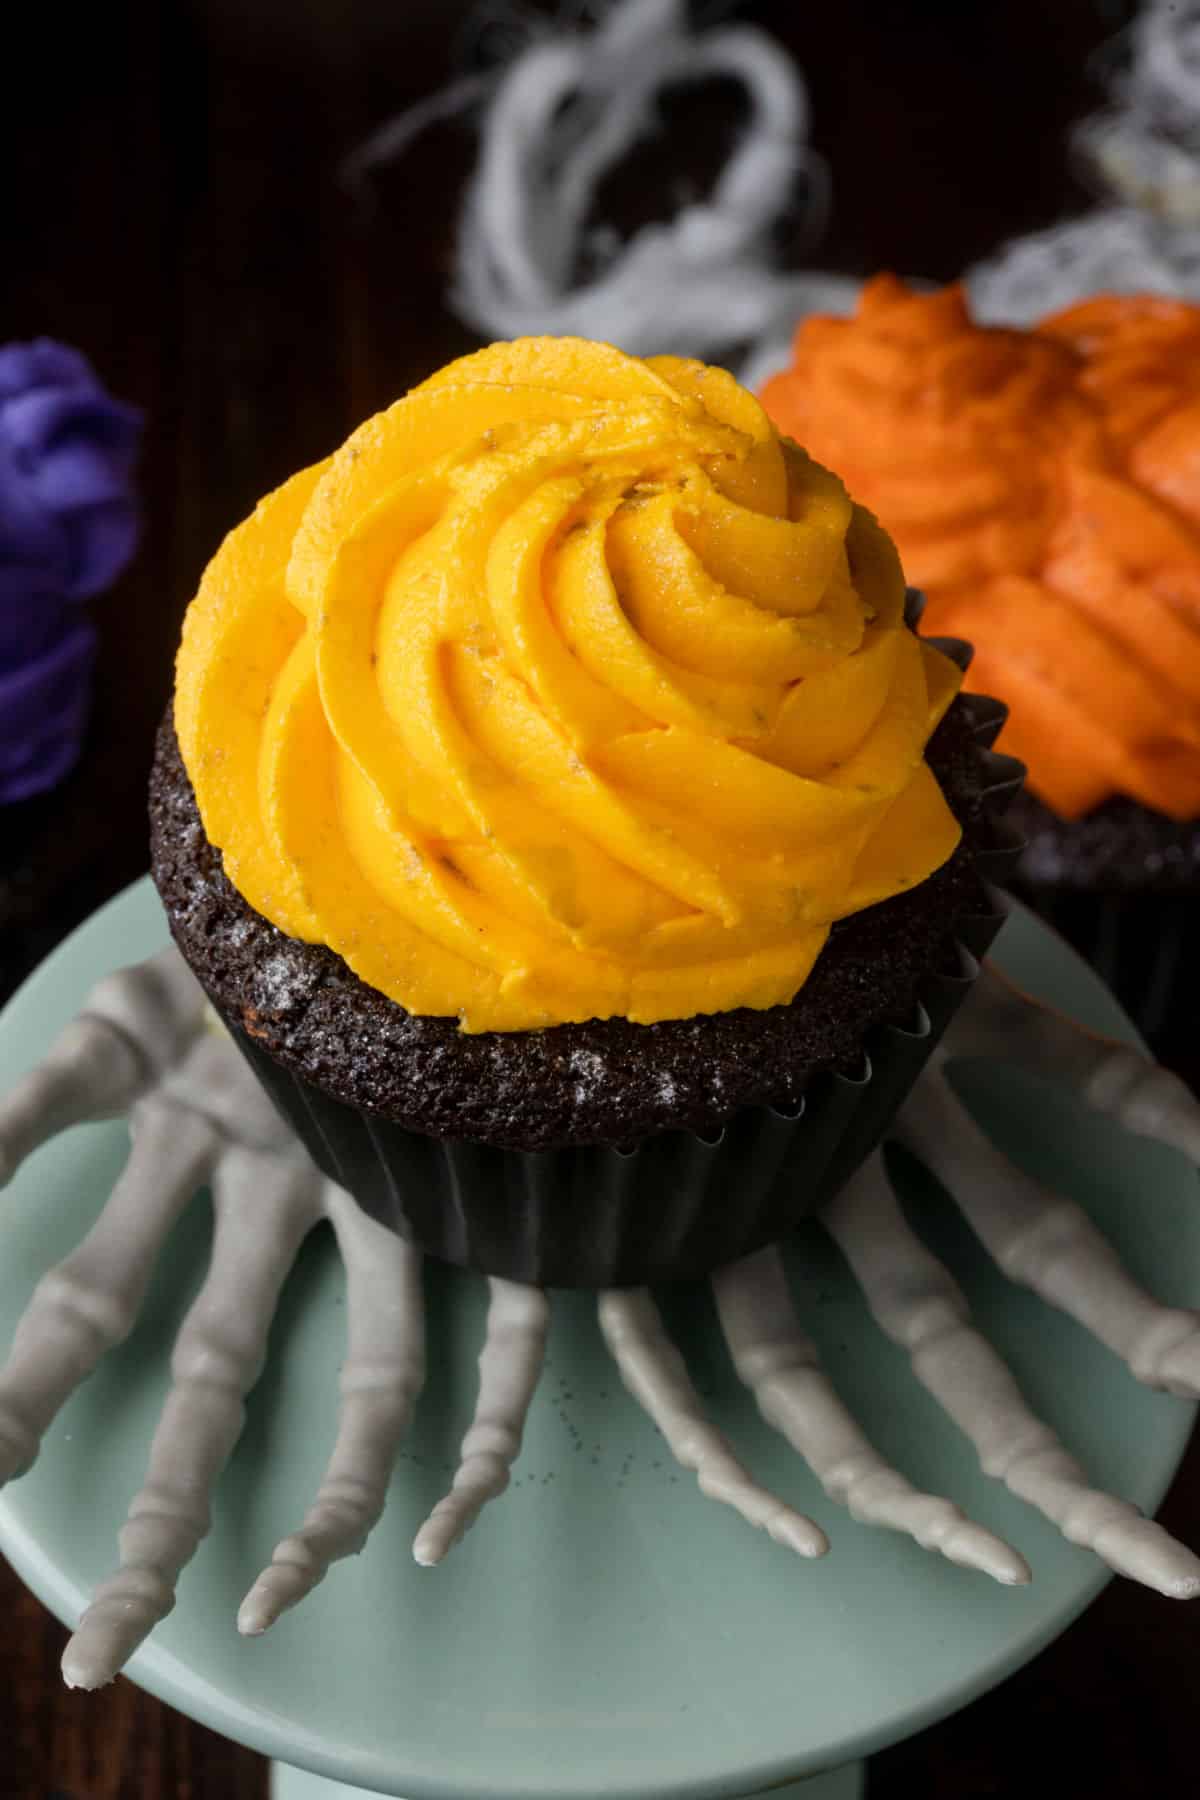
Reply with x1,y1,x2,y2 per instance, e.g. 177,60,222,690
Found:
1010,790,1200,894
151,697,998,1154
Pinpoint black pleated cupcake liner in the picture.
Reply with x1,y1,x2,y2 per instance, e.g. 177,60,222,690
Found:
995,668,1197,1067
229,903,1006,1289
1010,885,1198,1067
223,672,1022,1289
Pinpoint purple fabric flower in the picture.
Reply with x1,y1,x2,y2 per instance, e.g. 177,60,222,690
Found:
0,614,97,804
1,339,142,803
0,340,143,603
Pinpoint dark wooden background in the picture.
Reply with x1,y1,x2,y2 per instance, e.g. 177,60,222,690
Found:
3,1,1197,1794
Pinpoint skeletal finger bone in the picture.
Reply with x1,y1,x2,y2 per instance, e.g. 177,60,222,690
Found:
897,1065,1200,1398
239,1185,426,1632
1082,1049,1200,1167
711,1247,1029,1584
598,1287,828,1558
826,1152,1200,1599
0,1019,145,1189
946,962,1200,1165
0,1101,220,1487
413,1278,550,1567
158,1031,294,1152
61,1144,324,1689
84,947,208,1074
0,948,207,1188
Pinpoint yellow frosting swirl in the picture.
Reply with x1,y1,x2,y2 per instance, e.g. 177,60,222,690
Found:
175,338,962,1032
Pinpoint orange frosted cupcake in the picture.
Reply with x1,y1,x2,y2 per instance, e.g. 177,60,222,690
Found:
150,337,1019,1286
762,281,1200,1054
762,279,1200,886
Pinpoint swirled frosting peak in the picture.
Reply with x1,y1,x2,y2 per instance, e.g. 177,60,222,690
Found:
175,338,962,1031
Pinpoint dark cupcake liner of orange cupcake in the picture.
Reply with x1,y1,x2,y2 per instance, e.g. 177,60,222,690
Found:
1006,791,1200,1069
150,643,1023,1288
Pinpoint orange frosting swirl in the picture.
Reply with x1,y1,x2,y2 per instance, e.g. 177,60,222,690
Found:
1038,296,1200,528
761,277,1200,822
175,338,961,1032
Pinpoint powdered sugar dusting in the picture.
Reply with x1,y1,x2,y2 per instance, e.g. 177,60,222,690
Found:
253,952,318,1012
568,1046,607,1107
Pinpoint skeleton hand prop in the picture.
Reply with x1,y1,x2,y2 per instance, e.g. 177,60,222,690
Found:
2,944,1198,1692
597,965,1200,1599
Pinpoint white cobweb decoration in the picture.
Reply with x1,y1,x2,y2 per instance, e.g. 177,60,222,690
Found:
345,0,855,360
743,0,1200,370
1075,0,1200,227
967,208,1200,327
968,0,1200,323
347,0,1200,388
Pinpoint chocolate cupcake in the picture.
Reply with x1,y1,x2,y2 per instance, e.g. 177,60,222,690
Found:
152,337,1019,1286
761,281,1200,1060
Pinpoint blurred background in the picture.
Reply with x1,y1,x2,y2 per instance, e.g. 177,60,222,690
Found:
3,2,1197,1796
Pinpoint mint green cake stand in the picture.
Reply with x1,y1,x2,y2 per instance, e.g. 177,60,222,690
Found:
1,882,1197,1800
